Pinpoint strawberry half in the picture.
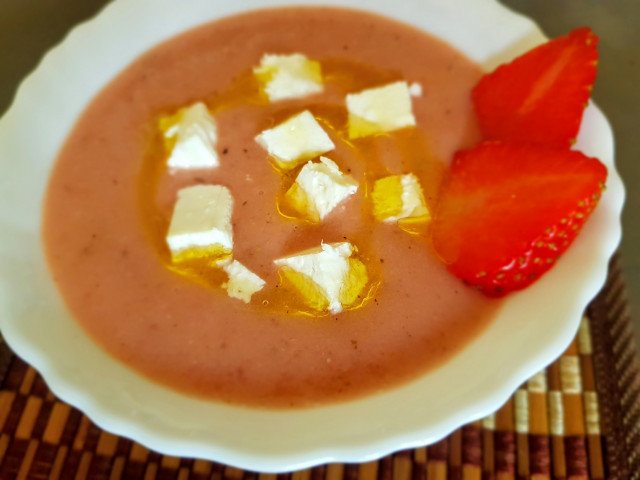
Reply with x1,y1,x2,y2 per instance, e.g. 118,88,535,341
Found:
472,27,598,148
431,141,607,297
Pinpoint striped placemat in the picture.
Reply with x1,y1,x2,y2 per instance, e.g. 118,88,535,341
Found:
0,254,638,480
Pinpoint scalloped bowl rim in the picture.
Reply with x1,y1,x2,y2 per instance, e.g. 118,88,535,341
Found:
0,0,624,473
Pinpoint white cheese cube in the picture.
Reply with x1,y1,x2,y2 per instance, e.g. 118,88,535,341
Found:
287,157,358,221
160,102,219,170
222,260,265,303
254,53,323,102
274,242,367,314
346,81,416,139
255,110,335,169
166,185,233,260
372,173,430,222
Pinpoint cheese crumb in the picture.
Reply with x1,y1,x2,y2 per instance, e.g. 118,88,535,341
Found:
166,185,233,262
408,82,423,97
255,110,335,169
346,81,416,139
372,174,430,222
254,53,323,102
159,102,219,170
222,260,265,303
286,157,358,222
274,242,368,314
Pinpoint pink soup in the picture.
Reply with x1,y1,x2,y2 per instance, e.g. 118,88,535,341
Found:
43,7,501,408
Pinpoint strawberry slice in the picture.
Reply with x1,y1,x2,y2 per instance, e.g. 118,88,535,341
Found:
431,141,607,297
472,27,598,148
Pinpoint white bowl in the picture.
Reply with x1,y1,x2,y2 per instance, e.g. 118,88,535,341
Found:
0,0,624,472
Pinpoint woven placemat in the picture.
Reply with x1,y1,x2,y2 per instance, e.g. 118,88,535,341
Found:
0,254,638,480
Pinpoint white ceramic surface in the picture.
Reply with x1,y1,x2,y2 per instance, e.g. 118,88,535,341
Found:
0,0,624,473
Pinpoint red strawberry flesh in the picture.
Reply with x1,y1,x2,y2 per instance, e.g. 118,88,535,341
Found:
472,27,598,148
431,141,607,297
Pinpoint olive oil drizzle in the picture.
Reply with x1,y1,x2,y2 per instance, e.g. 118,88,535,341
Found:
137,57,441,317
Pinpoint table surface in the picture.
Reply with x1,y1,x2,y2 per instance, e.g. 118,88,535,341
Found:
1,0,638,338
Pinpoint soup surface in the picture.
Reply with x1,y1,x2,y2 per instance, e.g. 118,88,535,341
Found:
43,7,501,407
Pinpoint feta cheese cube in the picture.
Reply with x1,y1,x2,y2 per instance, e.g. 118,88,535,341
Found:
255,110,335,169
166,185,233,261
286,157,358,222
346,81,416,139
222,260,265,303
254,53,323,102
274,242,368,314
372,174,430,222
159,102,219,170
